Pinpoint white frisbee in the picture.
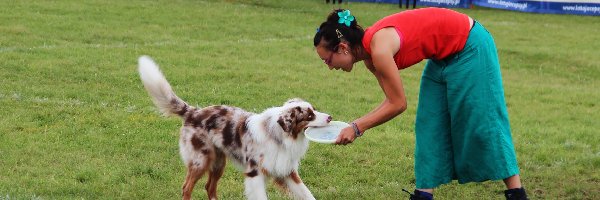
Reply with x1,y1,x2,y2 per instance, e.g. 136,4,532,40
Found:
305,121,350,144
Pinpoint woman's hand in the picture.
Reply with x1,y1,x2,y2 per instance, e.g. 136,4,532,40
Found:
335,126,356,145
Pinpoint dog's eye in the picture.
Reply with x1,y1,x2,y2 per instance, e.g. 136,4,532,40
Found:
307,113,315,121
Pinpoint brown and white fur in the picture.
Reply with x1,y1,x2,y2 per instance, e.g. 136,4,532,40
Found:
138,56,331,200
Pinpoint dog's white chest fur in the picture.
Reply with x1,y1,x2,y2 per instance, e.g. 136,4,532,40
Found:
247,111,310,177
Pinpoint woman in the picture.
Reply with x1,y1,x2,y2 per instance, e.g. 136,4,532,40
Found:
313,8,528,200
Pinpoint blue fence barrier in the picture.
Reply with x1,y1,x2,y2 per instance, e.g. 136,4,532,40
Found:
472,0,600,16
418,0,471,8
349,0,600,15
350,0,471,8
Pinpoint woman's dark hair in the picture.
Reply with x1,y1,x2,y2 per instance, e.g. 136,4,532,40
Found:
313,9,364,52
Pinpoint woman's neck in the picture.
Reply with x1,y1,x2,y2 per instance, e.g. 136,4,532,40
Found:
353,46,370,63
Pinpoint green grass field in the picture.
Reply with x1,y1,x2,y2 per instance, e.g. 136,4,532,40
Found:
1,0,599,199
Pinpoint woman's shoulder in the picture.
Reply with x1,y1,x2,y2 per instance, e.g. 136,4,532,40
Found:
368,27,401,57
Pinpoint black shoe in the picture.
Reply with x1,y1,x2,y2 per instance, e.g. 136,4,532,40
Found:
504,188,529,200
403,189,433,200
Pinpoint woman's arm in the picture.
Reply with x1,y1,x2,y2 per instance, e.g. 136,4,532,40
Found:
336,27,406,144
356,53,407,129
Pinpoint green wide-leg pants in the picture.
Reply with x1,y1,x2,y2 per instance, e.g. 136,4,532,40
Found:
414,21,520,189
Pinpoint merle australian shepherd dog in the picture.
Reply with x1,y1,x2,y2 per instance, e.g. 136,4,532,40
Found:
138,56,331,200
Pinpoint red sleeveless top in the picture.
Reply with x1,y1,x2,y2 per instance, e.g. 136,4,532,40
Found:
362,8,471,69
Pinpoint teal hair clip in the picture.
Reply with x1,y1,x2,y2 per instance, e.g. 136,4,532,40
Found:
337,10,354,27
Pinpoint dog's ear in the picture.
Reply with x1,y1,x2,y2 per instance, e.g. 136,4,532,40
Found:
277,106,303,132
277,116,293,132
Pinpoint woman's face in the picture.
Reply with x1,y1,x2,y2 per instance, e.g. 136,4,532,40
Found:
316,42,354,72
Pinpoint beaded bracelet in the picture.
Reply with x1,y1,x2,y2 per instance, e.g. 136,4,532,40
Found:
351,122,363,137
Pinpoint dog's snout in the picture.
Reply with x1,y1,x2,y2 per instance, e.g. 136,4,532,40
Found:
326,116,332,123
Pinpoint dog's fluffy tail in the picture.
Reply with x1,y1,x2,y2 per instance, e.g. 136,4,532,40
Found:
138,56,191,117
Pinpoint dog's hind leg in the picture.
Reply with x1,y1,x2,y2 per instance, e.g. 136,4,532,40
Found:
205,150,226,200
182,161,210,200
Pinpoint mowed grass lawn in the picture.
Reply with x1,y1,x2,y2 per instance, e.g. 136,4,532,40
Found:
1,0,599,199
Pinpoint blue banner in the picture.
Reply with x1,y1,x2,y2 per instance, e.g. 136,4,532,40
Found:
349,0,472,8
472,0,600,15
349,0,600,15
418,0,472,8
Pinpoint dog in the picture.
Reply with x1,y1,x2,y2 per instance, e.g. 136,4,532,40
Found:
138,56,331,200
